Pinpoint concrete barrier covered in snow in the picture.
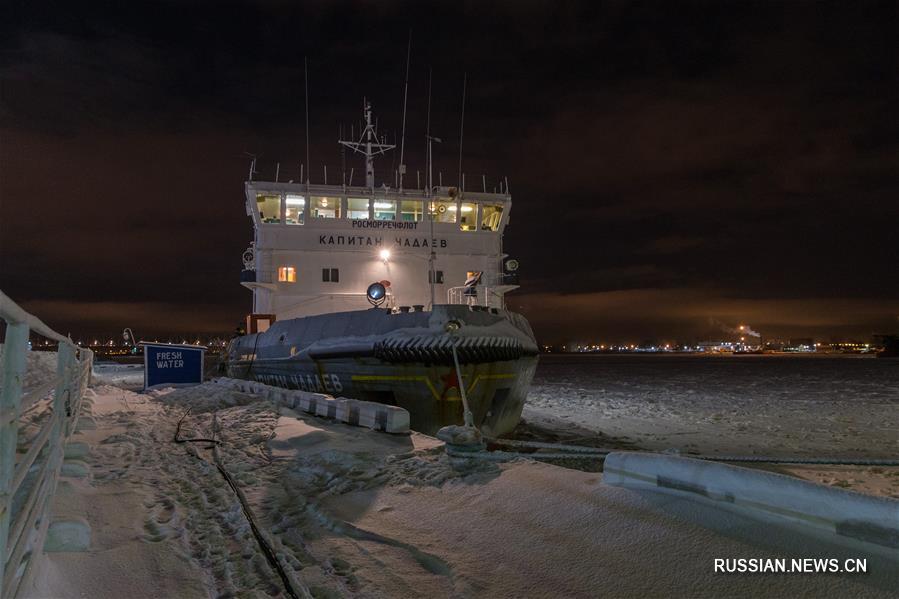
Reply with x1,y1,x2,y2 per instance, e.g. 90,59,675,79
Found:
603,452,899,552
214,378,410,433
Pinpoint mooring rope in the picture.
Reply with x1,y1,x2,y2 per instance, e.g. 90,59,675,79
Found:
173,407,220,445
488,438,610,454
450,340,474,427
469,437,899,466
174,408,309,599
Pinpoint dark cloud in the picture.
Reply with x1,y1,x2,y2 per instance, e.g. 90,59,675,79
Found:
639,236,705,255
19,299,239,336
509,290,899,345
1,1,897,340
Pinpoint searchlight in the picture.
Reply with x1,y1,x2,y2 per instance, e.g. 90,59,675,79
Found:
366,282,387,307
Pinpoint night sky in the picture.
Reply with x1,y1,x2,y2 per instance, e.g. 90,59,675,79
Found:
2,1,897,344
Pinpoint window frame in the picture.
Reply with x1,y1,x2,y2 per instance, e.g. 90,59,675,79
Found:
285,194,306,225
278,266,297,283
459,201,478,231
400,199,424,222
428,199,457,224
373,198,397,221
480,203,505,231
347,197,372,220
311,196,341,219
256,193,283,225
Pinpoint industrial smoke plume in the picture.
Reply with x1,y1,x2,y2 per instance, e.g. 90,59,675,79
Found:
710,319,761,338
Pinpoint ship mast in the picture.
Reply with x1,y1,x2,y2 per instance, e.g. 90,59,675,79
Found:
339,99,396,189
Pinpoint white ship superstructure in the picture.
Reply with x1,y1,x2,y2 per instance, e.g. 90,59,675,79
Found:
241,104,517,324
228,101,536,436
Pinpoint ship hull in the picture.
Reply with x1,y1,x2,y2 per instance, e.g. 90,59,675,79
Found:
226,354,537,436
225,305,539,436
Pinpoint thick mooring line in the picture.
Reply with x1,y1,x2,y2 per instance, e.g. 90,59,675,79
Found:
211,412,308,599
174,409,309,599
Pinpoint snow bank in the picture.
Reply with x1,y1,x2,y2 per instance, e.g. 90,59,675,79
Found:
146,381,257,412
216,377,411,433
0,345,58,391
91,362,143,389
604,452,899,553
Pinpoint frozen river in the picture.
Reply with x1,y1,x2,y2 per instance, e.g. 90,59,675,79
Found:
530,353,899,406
524,354,899,459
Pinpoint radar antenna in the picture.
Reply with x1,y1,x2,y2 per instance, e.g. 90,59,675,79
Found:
338,99,396,189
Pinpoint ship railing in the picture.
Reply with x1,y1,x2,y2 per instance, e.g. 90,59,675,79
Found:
275,291,397,315
446,286,506,310
248,181,511,201
0,290,93,598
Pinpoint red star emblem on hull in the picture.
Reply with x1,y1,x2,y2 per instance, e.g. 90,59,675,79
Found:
439,370,462,400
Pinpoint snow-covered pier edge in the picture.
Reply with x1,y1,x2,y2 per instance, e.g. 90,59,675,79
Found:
211,377,410,433
604,452,899,555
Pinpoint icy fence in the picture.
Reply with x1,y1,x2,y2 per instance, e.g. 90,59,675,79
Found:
0,291,93,598
604,452,899,553
214,377,410,433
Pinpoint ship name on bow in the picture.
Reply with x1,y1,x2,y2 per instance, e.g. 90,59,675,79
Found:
319,235,448,249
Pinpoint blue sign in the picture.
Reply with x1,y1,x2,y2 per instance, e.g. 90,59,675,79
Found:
143,343,206,389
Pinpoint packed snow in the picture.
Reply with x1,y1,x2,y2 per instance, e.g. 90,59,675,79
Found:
23,361,899,598
92,361,144,389
0,345,59,391
1,348,66,461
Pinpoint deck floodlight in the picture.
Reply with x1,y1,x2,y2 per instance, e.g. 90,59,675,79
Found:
445,320,462,332
379,249,391,262
505,259,519,272
366,282,387,307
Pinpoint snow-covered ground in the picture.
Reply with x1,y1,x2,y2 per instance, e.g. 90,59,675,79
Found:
0,346,59,391
1,348,66,456
92,361,145,389
23,363,899,598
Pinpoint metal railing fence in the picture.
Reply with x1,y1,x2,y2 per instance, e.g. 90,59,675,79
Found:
0,290,93,598
446,285,507,309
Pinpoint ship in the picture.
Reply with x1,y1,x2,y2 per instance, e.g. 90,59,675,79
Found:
226,101,538,436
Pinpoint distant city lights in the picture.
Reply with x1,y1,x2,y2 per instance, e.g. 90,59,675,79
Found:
542,338,879,355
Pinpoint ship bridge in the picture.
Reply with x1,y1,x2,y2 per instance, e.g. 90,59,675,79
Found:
241,180,519,324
